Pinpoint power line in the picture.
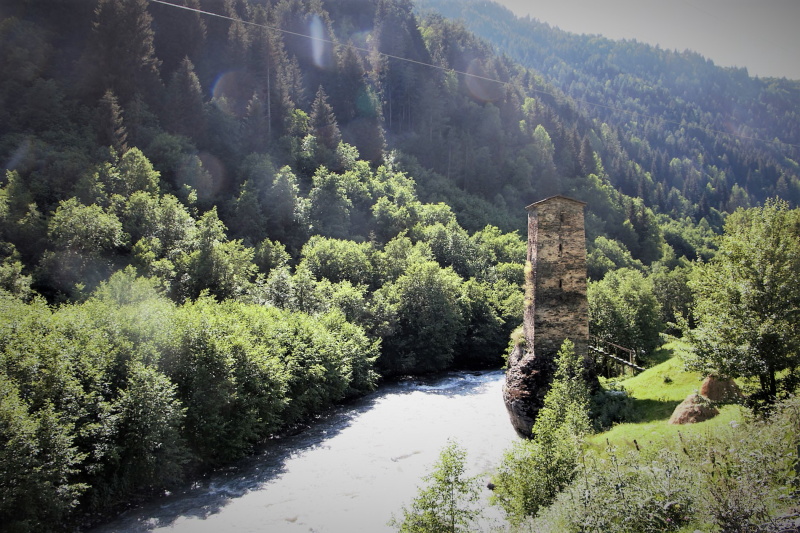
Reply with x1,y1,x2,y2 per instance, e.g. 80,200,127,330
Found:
149,0,798,152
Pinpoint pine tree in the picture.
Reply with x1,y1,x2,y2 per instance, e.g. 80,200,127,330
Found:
309,85,341,150
242,92,269,154
95,89,128,155
82,0,162,103
164,57,207,143
150,0,207,76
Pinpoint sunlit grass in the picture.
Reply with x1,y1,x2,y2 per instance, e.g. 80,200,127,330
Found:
588,341,749,454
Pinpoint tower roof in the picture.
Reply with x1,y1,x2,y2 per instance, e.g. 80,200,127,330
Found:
525,195,587,210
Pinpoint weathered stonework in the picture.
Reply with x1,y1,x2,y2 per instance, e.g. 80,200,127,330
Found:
504,195,589,437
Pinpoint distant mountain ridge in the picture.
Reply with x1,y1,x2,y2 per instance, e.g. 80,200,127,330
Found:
418,0,800,213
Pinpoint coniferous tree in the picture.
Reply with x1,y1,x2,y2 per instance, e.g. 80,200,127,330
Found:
95,89,128,155
248,6,302,140
242,91,269,154
82,0,162,104
225,0,251,69
164,57,207,143
150,0,207,77
309,85,341,150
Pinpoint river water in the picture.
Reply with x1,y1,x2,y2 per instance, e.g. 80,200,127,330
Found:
92,370,520,533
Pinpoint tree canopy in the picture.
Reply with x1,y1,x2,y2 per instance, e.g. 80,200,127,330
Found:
686,200,800,397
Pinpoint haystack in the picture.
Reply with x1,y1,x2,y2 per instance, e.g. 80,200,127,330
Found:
699,375,742,403
668,393,719,425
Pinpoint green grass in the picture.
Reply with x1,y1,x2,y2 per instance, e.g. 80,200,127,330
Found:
589,341,748,453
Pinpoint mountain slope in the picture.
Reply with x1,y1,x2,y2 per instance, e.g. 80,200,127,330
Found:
418,0,800,216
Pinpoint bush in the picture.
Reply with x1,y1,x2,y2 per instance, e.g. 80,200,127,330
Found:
590,383,636,430
534,447,696,533
531,393,800,532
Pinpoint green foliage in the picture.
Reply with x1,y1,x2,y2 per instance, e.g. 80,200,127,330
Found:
164,57,206,143
0,243,32,299
0,376,88,532
374,233,434,284
172,207,257,301
309,167,354,239
112,362,188,492
300,235,375,287
416,221,484,279
587,235,643,281
164,298,289,463
389,440,484,533
658,215,718,262
0,267,379,526
491,340,591,524
456,279,518,368
253,238,290,274
537,446,697,533
533,393,800,532
685,200,800,398
95,90,128,155
41,197,127,297
47,198,125,254
82,0,162,104
648,262,693,333
588,380,637,431
309,85,342,151
4,0,800,527
260,165,309,251
588,268,664,356
377,261,464,375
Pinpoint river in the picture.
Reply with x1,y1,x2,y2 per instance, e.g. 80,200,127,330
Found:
91,370,519,532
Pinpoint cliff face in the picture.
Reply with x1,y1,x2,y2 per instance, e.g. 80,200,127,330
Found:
504,196,588,437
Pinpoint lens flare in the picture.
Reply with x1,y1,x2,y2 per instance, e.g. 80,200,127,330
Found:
211,70,256,117
177,152,227,201
310,14,332,70
465,59,504,102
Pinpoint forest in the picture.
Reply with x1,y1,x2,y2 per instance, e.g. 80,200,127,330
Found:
0,0,798,530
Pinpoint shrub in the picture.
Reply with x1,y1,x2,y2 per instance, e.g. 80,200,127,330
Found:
590,383,636,431
531,393,800,532
534,446,696,533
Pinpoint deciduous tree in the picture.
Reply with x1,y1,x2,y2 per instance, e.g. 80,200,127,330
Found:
390,440,484,532
686,200,800,398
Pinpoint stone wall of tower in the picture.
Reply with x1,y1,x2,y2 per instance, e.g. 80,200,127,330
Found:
525,196,588,360
505,195,588,437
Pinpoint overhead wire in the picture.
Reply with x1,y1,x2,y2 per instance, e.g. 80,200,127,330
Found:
149,0,799,152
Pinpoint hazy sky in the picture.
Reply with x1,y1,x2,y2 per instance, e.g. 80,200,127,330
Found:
493,0,800,80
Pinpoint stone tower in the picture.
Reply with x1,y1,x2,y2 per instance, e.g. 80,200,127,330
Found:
504,195,589,437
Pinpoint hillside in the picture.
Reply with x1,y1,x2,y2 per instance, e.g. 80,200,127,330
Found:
1,0,799,530
420,0,800,216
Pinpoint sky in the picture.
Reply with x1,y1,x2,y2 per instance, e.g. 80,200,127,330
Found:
493,0,800,81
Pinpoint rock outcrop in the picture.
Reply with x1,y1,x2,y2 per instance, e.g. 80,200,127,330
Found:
503,343,555,437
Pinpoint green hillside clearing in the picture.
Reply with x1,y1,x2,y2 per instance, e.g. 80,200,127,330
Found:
588,342,748,453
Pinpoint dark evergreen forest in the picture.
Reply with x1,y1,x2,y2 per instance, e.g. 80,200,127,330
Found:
0,0,798,530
